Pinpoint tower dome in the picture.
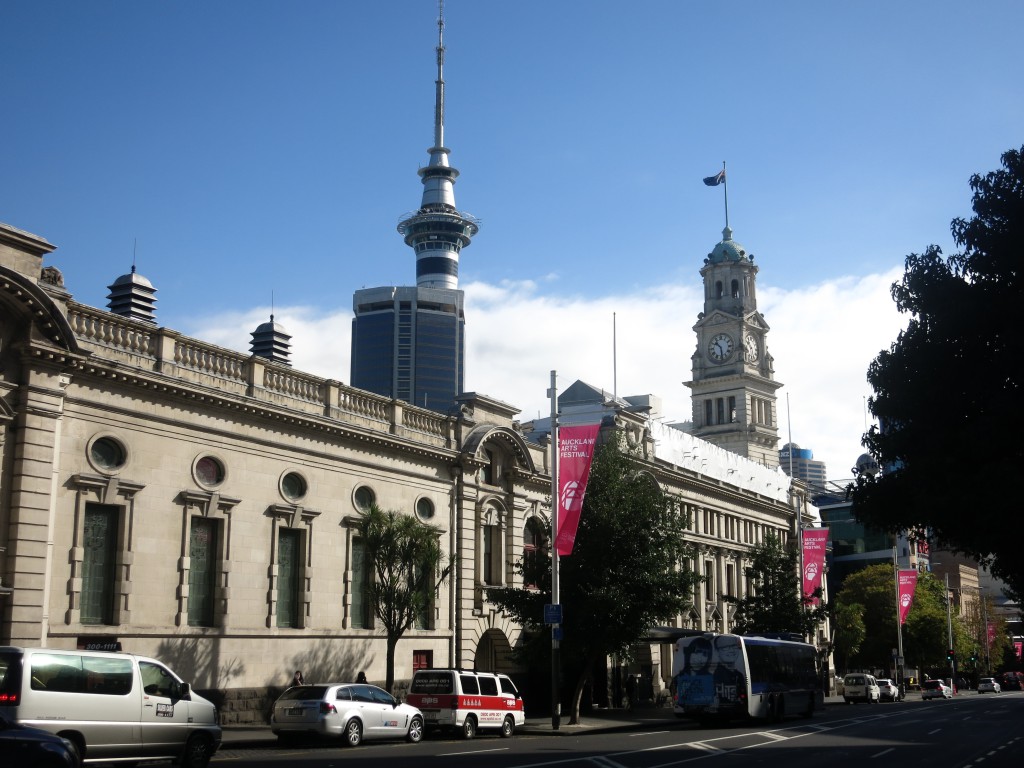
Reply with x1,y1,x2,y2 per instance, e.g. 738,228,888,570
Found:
106,266,157,324
250,315,292,366
706,226,752,265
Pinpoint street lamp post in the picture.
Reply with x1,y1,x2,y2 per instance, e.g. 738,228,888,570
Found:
977,586,991,677
944,572,955,689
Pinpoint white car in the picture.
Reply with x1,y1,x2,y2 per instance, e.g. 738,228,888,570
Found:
271,683,424,746
921,679,953,700
978,677,1001,694
877,678,901,701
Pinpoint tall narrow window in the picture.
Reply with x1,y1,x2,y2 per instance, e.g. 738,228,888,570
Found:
351,536,371,629
188,517,218,627
716,398,725,424
82,504,118,625
728,396,737,422
276,528,301,628
483,522,495,584
522,518,546,589
414,562,432,630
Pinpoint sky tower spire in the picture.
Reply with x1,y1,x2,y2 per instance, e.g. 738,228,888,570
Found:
397,0,479,290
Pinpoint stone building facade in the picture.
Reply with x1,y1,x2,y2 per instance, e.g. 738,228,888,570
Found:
0,221,817,705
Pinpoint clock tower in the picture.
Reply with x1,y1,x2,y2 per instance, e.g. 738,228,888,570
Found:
685,226,782,467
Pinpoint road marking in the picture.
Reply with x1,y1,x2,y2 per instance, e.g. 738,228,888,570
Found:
629,730,671,737
872,747,895,758
436,747,509,756
755,731,788,741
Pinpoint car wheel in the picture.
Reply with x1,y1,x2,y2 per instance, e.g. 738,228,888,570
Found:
181,733,214,768
406,716,424,743
344,719,363,747
501,715,515,738
461,715,477,740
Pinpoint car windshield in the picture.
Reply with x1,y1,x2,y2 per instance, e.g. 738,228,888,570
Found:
923,681,941,689
278,685,329,701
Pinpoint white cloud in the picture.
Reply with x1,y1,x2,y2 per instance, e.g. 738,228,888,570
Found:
182,268,908,484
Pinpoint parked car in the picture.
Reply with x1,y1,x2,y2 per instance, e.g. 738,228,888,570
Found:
842,673,880,704
921,679,953,700
0,714,81,768
877,678,901,701
270,683,423,746
978,677,1002,694
406,668,525,738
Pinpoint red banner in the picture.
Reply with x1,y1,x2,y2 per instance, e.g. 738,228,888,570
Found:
897,570,918,625
555,424,601,556
801,528,829,605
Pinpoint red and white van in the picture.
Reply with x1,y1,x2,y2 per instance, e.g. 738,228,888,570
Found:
406,669,525,739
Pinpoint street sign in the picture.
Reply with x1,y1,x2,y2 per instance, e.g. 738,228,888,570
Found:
544,603,562,625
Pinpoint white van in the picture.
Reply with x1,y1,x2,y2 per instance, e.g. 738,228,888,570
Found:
0,646,221,766
842,673,881,704
406,668,525,739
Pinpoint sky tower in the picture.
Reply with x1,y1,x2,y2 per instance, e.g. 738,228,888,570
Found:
350,2,479,412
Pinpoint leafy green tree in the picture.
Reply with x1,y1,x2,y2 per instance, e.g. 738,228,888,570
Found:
832,602,866,674
726,531,827,637
851,147,1024,600
835,565,967,676
358,504,453,692
488,431,701,724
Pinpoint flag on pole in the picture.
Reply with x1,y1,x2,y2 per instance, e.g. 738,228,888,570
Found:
801,528,829,605
897,570,918,625
555,424,601,556
703,170,726,186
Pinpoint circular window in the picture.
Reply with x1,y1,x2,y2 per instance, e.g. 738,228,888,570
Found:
281,472,308,502
194,456,225,487
354,485,376,512
416,498,435,521
88,435,127,473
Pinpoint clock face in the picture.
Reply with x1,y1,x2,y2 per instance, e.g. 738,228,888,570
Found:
744,333,759,362
708,333,733,362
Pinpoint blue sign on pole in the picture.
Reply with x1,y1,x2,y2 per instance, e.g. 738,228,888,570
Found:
544,603,562,625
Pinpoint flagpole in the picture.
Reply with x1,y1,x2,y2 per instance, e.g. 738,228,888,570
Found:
722,161,729,229
547,370,561,730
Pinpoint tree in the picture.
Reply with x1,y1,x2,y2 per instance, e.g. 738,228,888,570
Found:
851,146,1024,600
835,565,965,676
358,504,453,692
726,531,827,637
832,601,866,674
487,431,702,724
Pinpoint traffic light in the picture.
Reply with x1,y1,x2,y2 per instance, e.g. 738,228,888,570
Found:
946,649,955,661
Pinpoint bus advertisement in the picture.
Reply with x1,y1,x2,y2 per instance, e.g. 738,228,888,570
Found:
672,633,823,723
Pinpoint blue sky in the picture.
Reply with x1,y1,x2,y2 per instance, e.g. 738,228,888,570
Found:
3,1,1022,479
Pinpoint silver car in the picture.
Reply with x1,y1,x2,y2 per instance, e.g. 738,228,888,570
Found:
271,683,424,747
978,677,1001,694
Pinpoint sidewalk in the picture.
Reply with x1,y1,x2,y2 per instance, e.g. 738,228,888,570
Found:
220,696,849,748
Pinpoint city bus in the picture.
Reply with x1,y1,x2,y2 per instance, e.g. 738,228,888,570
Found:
672,632,823,723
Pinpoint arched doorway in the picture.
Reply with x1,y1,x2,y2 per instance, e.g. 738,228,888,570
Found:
474,628,514,674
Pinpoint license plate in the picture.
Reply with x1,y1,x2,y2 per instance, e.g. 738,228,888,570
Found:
287,707,304,716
